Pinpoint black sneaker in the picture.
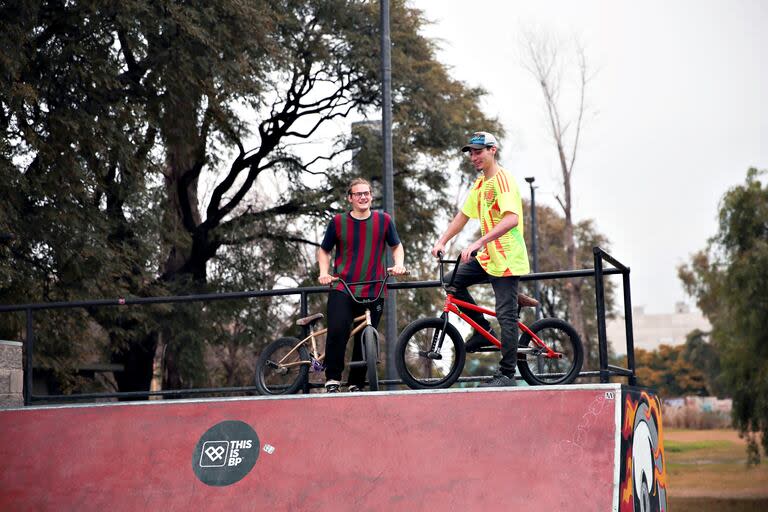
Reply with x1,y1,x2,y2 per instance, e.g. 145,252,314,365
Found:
479,372,517,388
465,329,498,353
347,384,362,393
325,380,341,393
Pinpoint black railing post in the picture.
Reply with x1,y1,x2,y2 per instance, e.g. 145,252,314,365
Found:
524,177,542,320
300,291,309,317
299,290,311,394
299,291,309,336
622,271,637,386
24,308,34,405
593,247,609,383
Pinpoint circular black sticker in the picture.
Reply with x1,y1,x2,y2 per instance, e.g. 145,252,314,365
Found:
192,420,260,486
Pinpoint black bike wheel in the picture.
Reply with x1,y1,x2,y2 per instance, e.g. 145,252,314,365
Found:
362,326,379,391
517,318,583,386
254,337,310,395
395,317,466,389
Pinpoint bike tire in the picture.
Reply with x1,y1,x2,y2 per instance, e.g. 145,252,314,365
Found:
395,317,466,389
254,337,310,395
517,318,583,386
362,326,379,391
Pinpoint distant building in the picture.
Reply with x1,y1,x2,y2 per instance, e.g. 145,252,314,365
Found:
352,119,382,131
607,302,711,355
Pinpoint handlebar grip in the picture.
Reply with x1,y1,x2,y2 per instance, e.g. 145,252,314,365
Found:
437,250,477,262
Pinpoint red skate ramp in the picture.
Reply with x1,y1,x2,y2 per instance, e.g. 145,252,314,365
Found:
0,384,667,511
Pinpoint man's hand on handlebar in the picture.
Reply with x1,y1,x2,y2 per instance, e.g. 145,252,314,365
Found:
461,240,483,263
318,274,335,286
430,242,446,259
387,264,408,276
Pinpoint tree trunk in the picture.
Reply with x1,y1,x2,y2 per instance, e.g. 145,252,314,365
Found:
522,31,594,374
560,161,590,372
160,89,207,390
111,331,158,400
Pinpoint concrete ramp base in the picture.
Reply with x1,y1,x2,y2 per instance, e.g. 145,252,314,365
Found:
0,384,667,511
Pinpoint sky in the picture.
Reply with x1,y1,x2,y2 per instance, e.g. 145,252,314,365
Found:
412,0,768,314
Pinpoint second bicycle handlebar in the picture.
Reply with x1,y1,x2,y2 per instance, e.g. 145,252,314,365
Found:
436,251,477,290
330,271,401,304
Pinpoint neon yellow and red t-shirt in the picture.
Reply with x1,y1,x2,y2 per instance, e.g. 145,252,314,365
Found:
461,167,530,277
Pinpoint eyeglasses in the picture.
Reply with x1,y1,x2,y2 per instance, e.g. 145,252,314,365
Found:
350,191,371,198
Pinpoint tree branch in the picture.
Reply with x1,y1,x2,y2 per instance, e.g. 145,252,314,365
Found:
219,232,320,248
568,42,588,174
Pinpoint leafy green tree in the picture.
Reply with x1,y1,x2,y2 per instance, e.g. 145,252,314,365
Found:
682,329,723,397
610,330,721,396
1,1,496,393
633,345,709,397
1,0,169,392
679,167,768,462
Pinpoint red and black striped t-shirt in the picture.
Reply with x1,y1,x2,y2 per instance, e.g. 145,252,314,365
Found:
320,210,401,297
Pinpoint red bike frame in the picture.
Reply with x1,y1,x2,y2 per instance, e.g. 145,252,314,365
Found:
443,294,563,360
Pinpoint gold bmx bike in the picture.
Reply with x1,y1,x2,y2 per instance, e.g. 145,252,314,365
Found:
254,274,393,395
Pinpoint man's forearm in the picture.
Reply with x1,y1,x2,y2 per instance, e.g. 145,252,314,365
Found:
317,248,331,276
392,244,405,266
438,212,469,245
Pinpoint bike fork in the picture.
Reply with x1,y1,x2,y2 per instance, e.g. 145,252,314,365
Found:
423,313,450,360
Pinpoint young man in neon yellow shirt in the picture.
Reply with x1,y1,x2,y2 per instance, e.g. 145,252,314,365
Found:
431,132,530,387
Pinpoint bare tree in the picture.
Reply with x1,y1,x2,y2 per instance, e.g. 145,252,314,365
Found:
520,30,597,367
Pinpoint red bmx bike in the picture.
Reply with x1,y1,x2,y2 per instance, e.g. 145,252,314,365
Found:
395,253,583,389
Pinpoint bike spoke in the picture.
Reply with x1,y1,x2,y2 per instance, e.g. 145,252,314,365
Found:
403,327,456,381
524,326,577,382
262,345,304,391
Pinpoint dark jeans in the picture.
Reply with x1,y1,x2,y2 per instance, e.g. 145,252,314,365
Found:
324,290,384,386
445,258,520,376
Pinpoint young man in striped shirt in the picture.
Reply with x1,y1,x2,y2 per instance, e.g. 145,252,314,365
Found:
317,178,406,393
431,132,530,387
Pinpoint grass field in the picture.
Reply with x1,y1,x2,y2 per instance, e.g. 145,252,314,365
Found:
664,429,768,511
669,497,768,512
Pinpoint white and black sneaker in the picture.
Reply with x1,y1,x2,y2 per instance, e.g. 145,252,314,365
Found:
325,380,341,393
347,384,363,393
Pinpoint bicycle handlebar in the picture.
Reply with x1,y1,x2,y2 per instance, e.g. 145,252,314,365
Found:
436,250,477,289
330,270,404,304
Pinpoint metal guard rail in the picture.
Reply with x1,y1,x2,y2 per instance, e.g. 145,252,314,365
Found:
0,246,635,404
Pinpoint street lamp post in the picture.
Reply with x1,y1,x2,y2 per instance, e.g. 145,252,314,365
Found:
524,177,542,320
380,0,397,386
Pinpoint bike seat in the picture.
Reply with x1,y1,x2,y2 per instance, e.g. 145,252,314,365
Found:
517,293,540,308
296,313,324,326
